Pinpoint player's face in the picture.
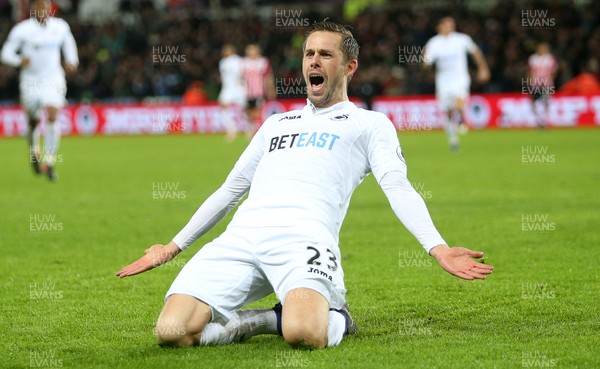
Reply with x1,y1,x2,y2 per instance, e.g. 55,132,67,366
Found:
246,45,260,59
437,18,455,35
31,0,51,22
303,31,356,108
537,43,549,55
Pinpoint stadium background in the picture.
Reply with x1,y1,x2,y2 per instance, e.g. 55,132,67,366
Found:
0,0,599,130
1,1,599,368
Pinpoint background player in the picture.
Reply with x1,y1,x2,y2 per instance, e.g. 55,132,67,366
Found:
218,44,247,142
527,41,557,128
242,43,275,134
117,20,493,350
0,0,78,181
424,16,489,151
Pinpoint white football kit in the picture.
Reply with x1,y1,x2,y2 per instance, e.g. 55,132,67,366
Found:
168,100,446,323
424,32,476,111
218,54,246,107
0,17,78,117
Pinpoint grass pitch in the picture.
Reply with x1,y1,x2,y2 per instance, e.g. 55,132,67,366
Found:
1,129,598,369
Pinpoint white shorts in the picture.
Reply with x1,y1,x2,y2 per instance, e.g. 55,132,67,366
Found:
20,76,66,118
218,88,246,107
166,225,347,324
436,79,469,112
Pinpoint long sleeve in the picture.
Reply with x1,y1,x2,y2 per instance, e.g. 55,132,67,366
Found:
171,118,267,250
61,24,79,66
171,172,250,250
364,112,446,254
379,171,446,253
0,26,23,67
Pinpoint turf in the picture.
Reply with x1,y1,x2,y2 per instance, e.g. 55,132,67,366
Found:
0,129,598,369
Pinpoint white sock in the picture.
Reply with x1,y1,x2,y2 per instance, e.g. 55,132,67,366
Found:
199,308,278,346
199,322,232,346
326,310,346,347
43,121,61,165
27,124,42,157
445,119,459,147
221,107,237,138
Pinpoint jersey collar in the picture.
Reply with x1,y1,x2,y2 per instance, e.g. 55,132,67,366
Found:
305,99,356,116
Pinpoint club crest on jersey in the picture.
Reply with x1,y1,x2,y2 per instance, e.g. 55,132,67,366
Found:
278,114,301,121
396,146,405,163
330,114,349,121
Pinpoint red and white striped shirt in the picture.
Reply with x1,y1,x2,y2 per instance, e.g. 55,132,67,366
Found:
528,53,557,87
243,57,271,99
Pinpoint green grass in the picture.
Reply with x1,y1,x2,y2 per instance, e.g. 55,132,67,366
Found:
1,129,598,369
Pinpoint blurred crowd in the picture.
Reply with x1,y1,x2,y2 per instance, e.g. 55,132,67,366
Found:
0,0,599,103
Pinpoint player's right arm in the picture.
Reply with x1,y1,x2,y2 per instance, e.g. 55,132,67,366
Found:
0,23,27,68
422,38,435,70
116,120,269,278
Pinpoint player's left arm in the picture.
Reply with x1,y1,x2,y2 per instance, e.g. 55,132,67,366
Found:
367,115,494,280
470,46,490,83
465,35,490,83
61,21,79,73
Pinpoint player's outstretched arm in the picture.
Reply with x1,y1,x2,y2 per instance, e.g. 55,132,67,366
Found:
115,241,181,278
472,48,490,83
429,244,494,280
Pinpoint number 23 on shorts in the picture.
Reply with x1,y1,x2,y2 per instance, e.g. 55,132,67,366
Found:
306,245,338,271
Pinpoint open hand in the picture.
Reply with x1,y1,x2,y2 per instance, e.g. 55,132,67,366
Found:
430,245,494,280
115,242,181,278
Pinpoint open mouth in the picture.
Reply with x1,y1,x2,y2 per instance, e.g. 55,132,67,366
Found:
309,74,325,90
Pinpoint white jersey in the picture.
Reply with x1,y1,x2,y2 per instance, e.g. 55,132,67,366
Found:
424,32,476,87
173,100,446,253
1,17,78,82
219,54,245,94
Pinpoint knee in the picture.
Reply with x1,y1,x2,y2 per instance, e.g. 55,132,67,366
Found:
154,319,196,347
282,320,327,349
46,107,58,122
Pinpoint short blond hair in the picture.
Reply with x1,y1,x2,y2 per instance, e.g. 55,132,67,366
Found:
303,20,359,63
